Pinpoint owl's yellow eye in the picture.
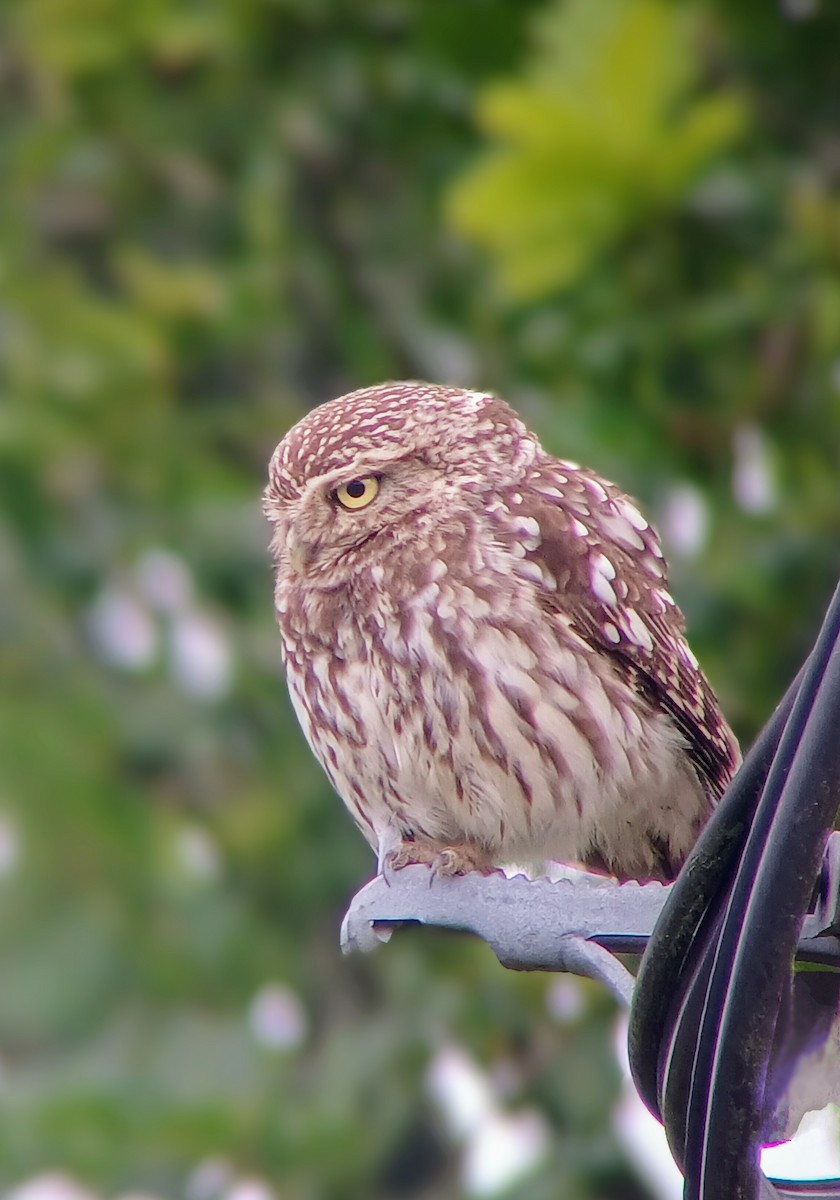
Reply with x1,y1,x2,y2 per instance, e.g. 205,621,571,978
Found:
334,475,380,511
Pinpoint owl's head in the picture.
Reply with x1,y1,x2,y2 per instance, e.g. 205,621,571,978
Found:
263,381,537,581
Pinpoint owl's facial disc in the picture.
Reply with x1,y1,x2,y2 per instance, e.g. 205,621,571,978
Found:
281,464,390,577
283,448,461,582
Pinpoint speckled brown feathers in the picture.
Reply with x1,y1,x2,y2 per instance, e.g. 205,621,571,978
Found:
264,382,740,883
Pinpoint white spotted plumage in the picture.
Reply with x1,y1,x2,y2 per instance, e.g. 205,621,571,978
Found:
264,382,741,882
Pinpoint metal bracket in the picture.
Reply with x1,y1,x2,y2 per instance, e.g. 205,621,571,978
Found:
804,830,840,938
341,833,840,1006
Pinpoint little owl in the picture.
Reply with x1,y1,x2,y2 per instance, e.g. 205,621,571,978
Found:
264,382,740,883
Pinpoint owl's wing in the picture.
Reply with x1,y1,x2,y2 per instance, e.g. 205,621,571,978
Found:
508,462,740,800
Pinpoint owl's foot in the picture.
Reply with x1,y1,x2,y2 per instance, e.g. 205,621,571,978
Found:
381,838,498,886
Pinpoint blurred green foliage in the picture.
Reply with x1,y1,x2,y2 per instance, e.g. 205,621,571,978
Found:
448,0,747,297
0,0,838,1196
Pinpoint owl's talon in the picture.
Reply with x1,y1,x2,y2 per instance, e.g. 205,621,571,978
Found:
380,858,393,888
379,844,415,884
429,848,468,882
380,841,494,886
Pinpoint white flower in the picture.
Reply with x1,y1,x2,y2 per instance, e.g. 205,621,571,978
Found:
223,1178,276,1200
7,1175,99,1200
168,612,233,701
249,984,308,1051
732,425,776,515
87,585,158,671
463,1109,549,1196
134,548,195,615
659,483,709,560
176,825,221,882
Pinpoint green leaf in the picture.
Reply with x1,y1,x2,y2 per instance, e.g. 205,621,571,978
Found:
447,0,749,298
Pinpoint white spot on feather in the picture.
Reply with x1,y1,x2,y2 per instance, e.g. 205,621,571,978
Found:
622,609,653,651
413,581,441,607
437,588,457,621
603,622,621,644
571,519,589,538
461,390,493,411
518,559,549,586
514,516,541,551
473,626,538,674
592,552,616,581
680,642,699,670
618,498,649,532
591,571,617,607
600,510,645,551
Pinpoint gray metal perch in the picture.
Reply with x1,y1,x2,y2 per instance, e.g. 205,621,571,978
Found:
341,830,840,1009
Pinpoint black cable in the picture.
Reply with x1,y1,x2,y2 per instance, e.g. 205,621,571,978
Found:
629,578,840,1198
685,579,840,1198
629,666,802,1121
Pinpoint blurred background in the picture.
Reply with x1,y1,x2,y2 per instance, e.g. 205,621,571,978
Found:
2,0,839,1196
